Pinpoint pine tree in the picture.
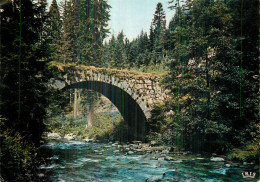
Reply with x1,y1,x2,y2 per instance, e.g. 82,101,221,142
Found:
162,0,253,153
114,31,128,69
77,0,111,66
0,0,50,144
48,0,62,54
150,2,166,64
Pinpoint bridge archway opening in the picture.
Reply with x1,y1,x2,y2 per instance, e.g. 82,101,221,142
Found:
64,80,147,142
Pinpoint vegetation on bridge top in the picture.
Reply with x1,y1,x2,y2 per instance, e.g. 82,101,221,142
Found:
49,61,167,81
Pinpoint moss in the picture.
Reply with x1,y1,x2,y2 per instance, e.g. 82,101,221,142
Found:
51,62,164,80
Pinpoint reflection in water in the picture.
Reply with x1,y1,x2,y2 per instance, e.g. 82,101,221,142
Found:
39,140,248,182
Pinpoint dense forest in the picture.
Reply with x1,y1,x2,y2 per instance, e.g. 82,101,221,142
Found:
0,0,259,181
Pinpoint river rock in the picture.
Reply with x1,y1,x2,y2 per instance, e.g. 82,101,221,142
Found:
150,140,158,146
117,145,123,149
133,141,142,145
174,159,183,163
196,158,205,160
47,133,61,139
151,156,158,160
210,157,225,162
141,144,150,148
130,144,139,148
128,151,134,155
145,149,152,153
161,149,169,154
225,164,231,167
158,157,165,161
165,156,174,161
64,133,76,140
38,173,45,177
136,149,144,152
83,138,94,142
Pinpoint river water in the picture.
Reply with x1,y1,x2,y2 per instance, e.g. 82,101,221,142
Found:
39,140,255,182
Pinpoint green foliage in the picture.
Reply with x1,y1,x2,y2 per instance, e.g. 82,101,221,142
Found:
158,0,258,154
54,0,110,67
0,0,50,143
0,119,38,181
227,140,260,163
46,111,125,142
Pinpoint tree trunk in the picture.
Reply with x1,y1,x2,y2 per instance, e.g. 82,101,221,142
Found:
88,103,94,128
87,92,95,128
73,89,77,119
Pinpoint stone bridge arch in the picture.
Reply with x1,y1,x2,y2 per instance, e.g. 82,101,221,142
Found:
55,66,169,141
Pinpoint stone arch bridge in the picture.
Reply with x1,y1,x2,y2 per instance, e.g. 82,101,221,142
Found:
54,65,169,141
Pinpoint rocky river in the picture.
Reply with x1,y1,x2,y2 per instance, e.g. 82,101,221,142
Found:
38,139,258,182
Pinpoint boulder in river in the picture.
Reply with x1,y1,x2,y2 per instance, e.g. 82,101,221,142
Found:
210,157,225,162
225,164,231,167
64,133,76,140
136,149,145,152
157,157,165,161
165,156,174,161
47,133,61,139
196,158,205,160
128,151,134,155
161,149,169,154
83,138,94,142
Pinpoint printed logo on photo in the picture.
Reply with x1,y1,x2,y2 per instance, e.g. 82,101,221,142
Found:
241,172,256,179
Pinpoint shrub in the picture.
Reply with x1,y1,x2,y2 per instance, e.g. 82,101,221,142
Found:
228,141,259,163
0,121,38,181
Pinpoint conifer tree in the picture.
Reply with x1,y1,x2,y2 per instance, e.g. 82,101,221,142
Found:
0,0,49,143
162,0,257,153
48,0,62,50
150,2,166,64
114,31,128,68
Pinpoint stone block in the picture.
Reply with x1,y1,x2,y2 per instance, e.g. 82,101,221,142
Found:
145,112,152,119
131,93,138,100
145,80,152,84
